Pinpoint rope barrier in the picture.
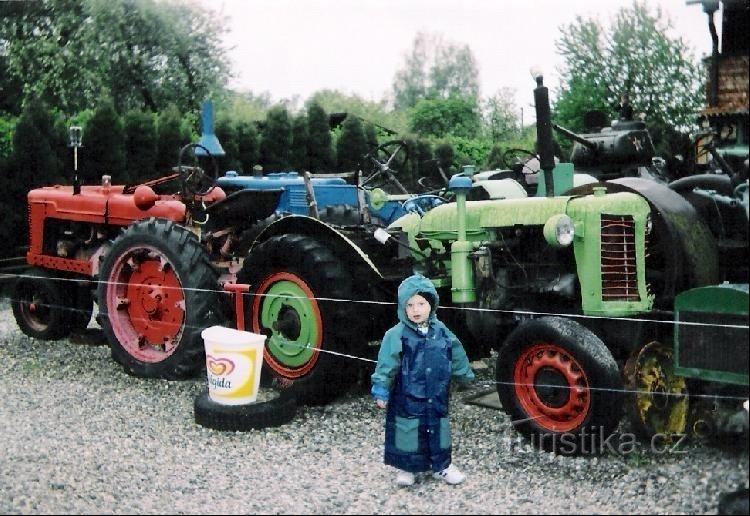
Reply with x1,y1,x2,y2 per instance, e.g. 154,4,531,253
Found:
2,270,748,402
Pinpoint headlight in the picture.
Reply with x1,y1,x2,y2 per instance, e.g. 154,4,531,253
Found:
543,214,575,248
645,213,653,234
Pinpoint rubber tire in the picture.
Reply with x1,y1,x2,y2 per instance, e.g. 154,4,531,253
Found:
236,233,362,406
11,267,71,340
718,488,750,516
496,316,623,455
194,390,297,431
97,218,223,379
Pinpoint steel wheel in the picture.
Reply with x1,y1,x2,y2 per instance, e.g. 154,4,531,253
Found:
496,316,623,455
624,341,689,441
98,218,222,379
513,343,592,433
12,268,70,340
251,272,323,378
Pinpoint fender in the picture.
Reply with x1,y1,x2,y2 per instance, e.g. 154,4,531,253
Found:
251,215,383,279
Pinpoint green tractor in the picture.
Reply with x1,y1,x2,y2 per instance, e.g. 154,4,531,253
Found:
241,73,747,453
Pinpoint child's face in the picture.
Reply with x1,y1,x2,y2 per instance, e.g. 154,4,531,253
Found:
405,294,431,325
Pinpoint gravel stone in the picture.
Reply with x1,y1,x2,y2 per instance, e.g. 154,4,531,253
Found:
0,299,747,514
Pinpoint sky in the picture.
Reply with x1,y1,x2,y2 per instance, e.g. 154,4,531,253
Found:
195,0,719,114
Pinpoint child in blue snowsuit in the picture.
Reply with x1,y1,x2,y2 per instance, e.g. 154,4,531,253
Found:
371,273,475,487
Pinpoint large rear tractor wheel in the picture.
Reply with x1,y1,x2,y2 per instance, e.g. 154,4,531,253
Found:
12,268,73,340
237,234,363,406
97,218,223,379
496,316,623,455
623,341,689,443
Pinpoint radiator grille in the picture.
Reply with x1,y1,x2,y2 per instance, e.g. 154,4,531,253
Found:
676,311,749,376
601,215,640,301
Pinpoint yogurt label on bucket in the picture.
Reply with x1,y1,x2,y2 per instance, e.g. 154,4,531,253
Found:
202,326,266,405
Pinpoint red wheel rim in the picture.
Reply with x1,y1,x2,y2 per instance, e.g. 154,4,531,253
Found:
105,247,185,362
513,342,591,432
251,272,323,379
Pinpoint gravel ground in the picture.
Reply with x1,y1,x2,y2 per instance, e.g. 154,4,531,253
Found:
0,298,747,515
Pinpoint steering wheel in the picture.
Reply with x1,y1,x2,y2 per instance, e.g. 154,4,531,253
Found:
178,143,219,197
361,139,410,194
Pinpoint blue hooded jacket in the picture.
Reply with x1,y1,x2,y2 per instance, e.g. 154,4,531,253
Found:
371,273,475,413
370,273,475,472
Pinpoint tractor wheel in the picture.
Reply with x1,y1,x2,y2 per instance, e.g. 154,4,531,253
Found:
496,316,623,455
236,213,287,256
193,390,297,431
623,341,689,443
236,233,362,406
12,267,71,340
97,218,223,379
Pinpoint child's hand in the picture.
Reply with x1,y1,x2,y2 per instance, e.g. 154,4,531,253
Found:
376,399,388,409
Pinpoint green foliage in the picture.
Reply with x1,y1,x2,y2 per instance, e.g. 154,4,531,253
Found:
307,89,407,137
11,99,63,187
445,136,492,168
123,109,157,183
336,115,368,173
290,113,310,172
434,142,455,172
2,99,62,256
0,0,230,115
483,88,521,142
82,100,127,183
215,115,241,173
157,104,190,174
409,96,482,139
260,106,292,172
235,120,260,174
554,0,703,148
392,31,480,110
306,102,334,173
0,116,16,160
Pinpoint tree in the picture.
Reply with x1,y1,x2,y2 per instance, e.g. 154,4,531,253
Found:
260,106,291,172
215,115,241,173
392,31,480,110
82,100,127,183
483,88,520,142
156,104,190,174
2,99,62,256
123,109,157,184
0,0,230,115
306,102,334,173
336,115,368,173
409,96,482,139
235,120,259,174
290,113,309,172
554,1,703,155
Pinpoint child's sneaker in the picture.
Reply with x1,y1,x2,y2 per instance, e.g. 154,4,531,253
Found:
395,470,415,487
433,464,466,485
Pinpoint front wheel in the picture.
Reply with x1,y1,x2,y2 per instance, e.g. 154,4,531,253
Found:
496,316,623,455
97,218,223,379
237,234,364,405
12,268,72,340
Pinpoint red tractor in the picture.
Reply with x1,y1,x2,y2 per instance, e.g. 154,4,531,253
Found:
11,143,284,379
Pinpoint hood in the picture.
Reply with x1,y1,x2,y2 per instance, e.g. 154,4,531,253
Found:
396,273,439,327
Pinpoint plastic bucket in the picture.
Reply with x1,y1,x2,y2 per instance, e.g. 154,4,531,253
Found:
201,326,267,405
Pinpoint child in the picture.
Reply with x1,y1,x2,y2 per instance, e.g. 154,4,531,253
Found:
371,273,475,487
